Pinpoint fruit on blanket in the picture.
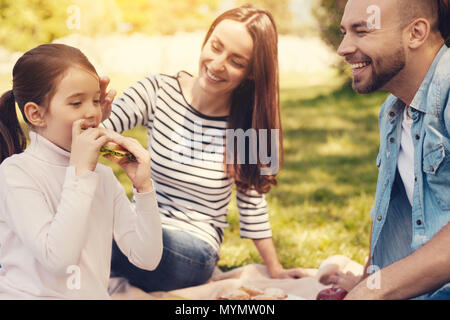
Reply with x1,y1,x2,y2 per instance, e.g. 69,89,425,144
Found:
316,287,348,300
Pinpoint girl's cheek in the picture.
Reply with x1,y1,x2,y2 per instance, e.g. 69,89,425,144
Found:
96,111,102,122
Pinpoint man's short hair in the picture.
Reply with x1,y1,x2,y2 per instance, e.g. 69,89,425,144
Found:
437,0,450,41
397,0,439,30
398,0,449,41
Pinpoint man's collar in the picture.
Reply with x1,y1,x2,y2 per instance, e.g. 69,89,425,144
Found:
409,45,448,113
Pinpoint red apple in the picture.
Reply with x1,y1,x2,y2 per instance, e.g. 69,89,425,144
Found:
316,287,348,300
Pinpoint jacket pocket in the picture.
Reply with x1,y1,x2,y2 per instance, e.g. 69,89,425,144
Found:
423,144,450,210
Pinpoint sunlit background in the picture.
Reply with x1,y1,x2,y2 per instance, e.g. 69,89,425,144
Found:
0,0,337,78
0,0,385,270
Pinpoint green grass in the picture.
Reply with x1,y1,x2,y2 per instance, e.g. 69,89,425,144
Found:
219,81,388,270
0,71,389,270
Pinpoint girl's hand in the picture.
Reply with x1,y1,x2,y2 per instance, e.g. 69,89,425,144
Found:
70,119,111,176
99,76,116,122
103,132,153,193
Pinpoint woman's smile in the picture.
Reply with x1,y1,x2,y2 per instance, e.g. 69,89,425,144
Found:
205,67,226,84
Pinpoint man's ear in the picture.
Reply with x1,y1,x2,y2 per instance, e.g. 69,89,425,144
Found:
24,102,47,128
407,18,431,49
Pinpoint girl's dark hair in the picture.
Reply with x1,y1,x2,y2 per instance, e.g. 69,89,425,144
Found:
203,5,283,194
0,90,26,163
0,43,98,164
437,0,450,43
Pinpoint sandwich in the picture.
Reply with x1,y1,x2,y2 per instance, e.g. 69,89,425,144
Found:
100,142,137,162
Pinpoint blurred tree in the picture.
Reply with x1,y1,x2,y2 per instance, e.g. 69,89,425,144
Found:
113,0,152,33
312,0,346,51
0,0,71,51
70,0,122,37
0,0,123,52
312,0,350,84
116,0,220,35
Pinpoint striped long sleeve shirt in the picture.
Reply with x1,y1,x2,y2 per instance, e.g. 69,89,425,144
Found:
102,72,272,253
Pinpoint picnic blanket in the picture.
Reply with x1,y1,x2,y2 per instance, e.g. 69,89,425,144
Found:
109,255,364,300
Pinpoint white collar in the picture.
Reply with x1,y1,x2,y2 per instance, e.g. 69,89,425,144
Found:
25,131,71,166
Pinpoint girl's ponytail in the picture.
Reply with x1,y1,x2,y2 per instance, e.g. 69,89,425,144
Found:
437,0,450,44
0,90,26,164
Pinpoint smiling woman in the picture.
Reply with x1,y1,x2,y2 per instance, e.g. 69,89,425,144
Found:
198,7,282,193
195,19,254,106
100,5,312,293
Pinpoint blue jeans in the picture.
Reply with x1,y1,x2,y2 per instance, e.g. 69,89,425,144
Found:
111,228,219,292
373,171,449,300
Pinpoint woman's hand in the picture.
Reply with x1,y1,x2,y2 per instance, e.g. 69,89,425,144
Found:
70,119,111,176
269,265,318,279
253,238,317,279
103,131,153,193
99,76,116,122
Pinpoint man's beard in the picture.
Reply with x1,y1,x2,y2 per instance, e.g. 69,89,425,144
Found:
353,46,406,94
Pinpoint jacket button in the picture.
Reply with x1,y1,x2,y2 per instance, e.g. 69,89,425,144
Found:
389,112,395,117
389,137,395,143
416,220,422,226
430,166,435,172
377,216,382,221
415,135,420,140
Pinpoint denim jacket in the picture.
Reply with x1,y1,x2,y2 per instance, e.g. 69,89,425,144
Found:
371,45,450,268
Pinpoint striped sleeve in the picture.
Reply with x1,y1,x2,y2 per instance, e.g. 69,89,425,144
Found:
237,188,272,240
102,74,158,133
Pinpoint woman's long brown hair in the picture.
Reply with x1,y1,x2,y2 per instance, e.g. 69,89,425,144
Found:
0,44,98,164
202,5,283,194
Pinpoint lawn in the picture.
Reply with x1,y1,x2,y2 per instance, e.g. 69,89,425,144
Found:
219,77,388,270
0,70,389,270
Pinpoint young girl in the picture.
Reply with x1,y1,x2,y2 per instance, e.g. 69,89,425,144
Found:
0,44,162,299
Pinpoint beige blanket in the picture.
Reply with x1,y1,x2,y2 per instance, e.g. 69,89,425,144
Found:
110,255,364,300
